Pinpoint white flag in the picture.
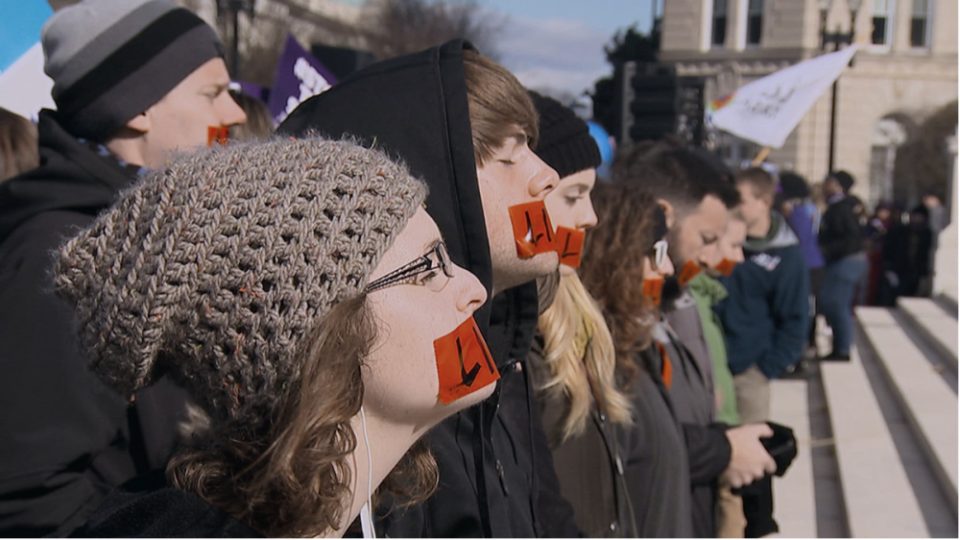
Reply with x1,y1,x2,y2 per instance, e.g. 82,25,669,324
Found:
0,43,55,121
707,45,860,149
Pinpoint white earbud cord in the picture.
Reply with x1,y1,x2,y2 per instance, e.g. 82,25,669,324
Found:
359,406,376,538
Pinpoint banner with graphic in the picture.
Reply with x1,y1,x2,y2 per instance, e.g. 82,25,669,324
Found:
267,35,337,126
707,45,860,148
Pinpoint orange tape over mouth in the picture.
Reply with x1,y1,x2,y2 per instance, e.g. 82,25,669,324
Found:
556,226,585,268
433,317,500,404
508,201,557,258
677,260,703,287
643,278,664,306
715,258,737,277
207,126,229,147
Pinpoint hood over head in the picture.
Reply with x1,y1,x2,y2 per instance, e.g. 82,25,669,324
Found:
0,110,138,244
278,40,494,330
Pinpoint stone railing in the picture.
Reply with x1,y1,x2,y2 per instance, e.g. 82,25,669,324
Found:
933,132,958,305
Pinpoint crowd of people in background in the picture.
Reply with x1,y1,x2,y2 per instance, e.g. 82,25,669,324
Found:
0,0,950,538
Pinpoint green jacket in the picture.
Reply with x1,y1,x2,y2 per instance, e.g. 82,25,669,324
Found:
688,273,740,425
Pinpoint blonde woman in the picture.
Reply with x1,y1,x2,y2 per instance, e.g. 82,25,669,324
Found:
524,93,636,537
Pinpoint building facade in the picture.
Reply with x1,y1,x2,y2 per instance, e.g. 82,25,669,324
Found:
659,0,957,207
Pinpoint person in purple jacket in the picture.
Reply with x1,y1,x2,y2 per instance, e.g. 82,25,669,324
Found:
777,172,824,361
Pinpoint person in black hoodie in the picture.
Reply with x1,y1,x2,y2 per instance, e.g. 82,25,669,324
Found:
278,41,578,538
0,1,247,536
817,170,867,361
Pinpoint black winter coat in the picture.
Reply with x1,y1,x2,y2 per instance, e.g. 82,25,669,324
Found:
623,346,695,537
279,40,576,538
528,333,637,538
818,195,864,263
0,111,189,537
70,470,259,537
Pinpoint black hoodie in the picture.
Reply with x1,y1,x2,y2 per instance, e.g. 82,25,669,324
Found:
0,111,189,537
278,40,577,538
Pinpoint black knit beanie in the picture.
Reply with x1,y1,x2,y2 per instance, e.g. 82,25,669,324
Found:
529,91,601,179
779,172,811,200
830,170,855,192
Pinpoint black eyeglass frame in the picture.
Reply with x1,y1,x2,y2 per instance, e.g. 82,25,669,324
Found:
365,242,454,293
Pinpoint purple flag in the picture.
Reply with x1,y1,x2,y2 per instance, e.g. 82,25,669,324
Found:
267,35,337,125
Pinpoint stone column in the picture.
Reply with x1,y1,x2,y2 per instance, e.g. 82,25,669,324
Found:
934,133,958,304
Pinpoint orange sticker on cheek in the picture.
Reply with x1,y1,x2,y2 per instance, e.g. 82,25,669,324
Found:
556,227,585,268
715,258,737,277
207,126,229,147
643,278,664,306
508,201,557,258
433,317,500,405
677,260,703,287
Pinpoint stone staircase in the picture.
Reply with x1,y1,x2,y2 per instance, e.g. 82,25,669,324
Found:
768,297,958,538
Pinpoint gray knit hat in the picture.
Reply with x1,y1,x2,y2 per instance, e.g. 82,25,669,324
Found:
42,0,224,141
54,137,427,429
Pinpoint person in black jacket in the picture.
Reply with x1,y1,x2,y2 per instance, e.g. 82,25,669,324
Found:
882,204,933,300
817,171,867,361
0,1,246,536
278,41,578,538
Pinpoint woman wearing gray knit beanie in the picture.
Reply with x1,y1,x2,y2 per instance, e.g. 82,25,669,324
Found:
55,137,494,537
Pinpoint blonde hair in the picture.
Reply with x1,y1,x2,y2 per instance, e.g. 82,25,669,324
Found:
537,274,632,442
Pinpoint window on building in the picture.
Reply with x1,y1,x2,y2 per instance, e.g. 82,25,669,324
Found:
910,0,931,47
746,0,763,46
872,0,894,47
711,0,727,47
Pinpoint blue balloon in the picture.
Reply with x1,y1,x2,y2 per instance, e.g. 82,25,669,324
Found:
587,121,614,165
586,121,615,180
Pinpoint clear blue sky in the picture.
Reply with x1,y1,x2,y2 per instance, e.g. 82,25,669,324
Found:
476,0,657,97
0,2,53,72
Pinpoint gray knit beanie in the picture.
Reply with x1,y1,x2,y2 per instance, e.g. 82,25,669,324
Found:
42,0,224,141
54,137,427,430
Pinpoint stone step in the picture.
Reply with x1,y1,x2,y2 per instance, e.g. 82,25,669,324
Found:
897,297,959,370
856,306,958,510
769,379,816,538
820,347,929,537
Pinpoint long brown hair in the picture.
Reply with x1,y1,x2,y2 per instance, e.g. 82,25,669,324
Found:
168,295,438,537
0,107,38,182
580,182,662,389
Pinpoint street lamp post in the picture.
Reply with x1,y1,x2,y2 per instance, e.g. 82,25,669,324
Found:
819,0,862,173
216,0,257,79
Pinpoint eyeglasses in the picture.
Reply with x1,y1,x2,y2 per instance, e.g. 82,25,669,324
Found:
365,242,455,293
649,239,668,270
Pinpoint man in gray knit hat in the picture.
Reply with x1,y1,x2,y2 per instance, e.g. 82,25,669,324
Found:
0,1,245,536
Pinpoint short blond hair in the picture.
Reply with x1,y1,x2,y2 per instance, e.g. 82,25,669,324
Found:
462,50,538,166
